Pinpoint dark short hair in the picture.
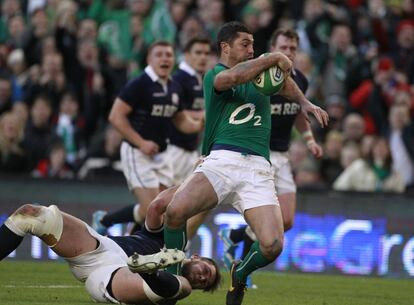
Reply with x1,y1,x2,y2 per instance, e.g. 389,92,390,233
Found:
270,28,299,47
183,37,212,53
216,21,251,55
147,40,174,56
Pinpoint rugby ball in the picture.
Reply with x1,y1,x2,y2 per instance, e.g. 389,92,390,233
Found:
253,54,285,96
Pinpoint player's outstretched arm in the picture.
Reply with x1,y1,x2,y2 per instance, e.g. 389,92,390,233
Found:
172,110,204,134
214,52,292,92
294,113,323,159
280,78,329,128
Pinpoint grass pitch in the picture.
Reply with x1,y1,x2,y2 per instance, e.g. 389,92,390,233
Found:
0,260,413,305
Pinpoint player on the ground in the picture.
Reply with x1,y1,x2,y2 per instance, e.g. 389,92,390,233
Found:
162,21,328,305
0,202,220,304
219,29,324,282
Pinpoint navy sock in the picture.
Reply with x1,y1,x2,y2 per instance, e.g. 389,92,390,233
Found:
230,226,247,244
241,232,254,259
0,224,24,260
101,204,137,227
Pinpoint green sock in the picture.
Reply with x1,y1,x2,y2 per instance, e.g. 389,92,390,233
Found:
164,225,187,274
235,241,274,282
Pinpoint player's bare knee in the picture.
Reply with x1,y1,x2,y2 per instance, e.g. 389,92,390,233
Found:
165,204,187,228
4,204,63,247
260,237,284,259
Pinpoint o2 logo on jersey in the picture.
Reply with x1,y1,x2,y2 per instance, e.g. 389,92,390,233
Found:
229,103,262,126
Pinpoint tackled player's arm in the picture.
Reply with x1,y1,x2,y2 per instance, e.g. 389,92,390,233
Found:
172,110,204,134
108,97,146,148
213,52,292,92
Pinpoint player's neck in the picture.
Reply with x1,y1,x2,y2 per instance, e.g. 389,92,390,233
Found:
219,57,237,68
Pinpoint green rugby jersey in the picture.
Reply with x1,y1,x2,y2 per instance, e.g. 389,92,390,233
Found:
202,63,271,160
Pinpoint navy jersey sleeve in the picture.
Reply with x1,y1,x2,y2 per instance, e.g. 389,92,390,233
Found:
173,72,191,110
294,70,309,94
118,76,145,107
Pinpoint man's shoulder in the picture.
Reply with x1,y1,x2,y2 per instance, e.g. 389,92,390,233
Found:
292,69,308,90
125,72,152,88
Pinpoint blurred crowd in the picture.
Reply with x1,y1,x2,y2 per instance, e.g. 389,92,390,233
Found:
0,0,413,193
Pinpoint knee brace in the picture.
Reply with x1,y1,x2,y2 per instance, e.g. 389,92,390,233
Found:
5,205,63,247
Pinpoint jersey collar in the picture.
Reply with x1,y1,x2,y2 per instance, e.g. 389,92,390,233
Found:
179,61,197,76
144,65,172,83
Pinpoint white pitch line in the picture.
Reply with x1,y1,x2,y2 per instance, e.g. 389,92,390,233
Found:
3,285,82,289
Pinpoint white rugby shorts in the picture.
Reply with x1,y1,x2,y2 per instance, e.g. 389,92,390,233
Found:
194,150,278,213
120,142,174,189
165,144,200,184
63,225,127,303
270,151,296,194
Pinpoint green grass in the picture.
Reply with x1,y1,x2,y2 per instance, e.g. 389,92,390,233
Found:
0,261,413,305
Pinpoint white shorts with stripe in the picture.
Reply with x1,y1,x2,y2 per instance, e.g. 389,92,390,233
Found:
270,151,296,194
64,224,127,304
194,150,278,213
165,144,200,184
120,142,174,189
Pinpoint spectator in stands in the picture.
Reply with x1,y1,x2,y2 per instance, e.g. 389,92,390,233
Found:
0,111,29,173
289,139,309,178
295,157,324,189
342,113,365,144
11,101,28,126
177,14,207,54
23,94,58,170
315,22,356,101
6,14,26,49
349,57,403,134
55,91,86,167
320,130,343,185
391,19,414,84
334,136,405,193
22,8,50,66
7,49,30,101
340,142,361,170
77,125,123,180
0,75,13,115
387,102,414,188
0,0,22,43
26,52,67,110
32,140,74,179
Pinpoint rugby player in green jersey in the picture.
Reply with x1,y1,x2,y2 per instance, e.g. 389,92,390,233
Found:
163,21,328,305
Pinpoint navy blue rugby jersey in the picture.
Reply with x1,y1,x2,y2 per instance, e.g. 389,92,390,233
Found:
118,66,183,152
108,227,164,256
169,62,204,151
270,69,308,152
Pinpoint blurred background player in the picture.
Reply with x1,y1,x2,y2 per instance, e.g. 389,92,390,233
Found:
92,41,203,234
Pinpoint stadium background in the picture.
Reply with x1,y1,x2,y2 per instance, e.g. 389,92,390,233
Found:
0,0,413,285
